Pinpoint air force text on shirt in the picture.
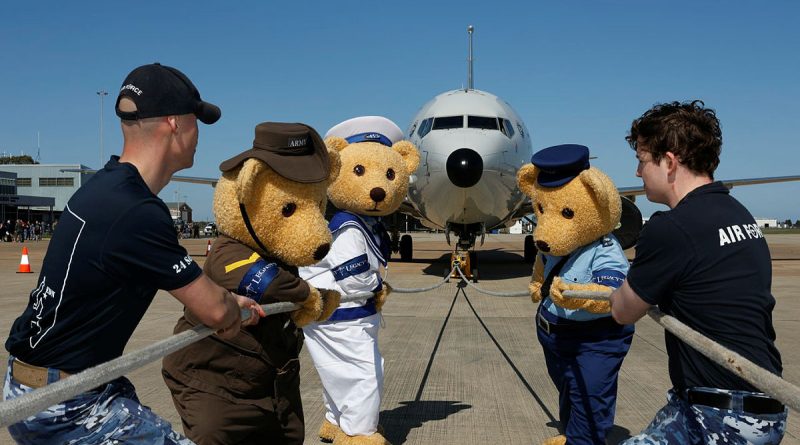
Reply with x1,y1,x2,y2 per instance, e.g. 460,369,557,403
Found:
719,223,764,246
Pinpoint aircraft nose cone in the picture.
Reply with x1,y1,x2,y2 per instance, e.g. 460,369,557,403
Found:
446,148,483,188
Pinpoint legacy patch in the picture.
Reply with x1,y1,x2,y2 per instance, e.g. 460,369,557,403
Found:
237,260,279,302
332,254,369,281
591,269,625,288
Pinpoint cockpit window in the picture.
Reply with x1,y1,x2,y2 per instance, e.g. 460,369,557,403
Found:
408,122,417,138
467,116,499,130
501,119,515,138
432,116,464,130
417,118,433,138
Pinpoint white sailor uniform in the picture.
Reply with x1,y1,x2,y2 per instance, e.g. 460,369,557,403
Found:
300,210,389,437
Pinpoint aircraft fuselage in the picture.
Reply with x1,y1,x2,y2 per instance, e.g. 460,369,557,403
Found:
406,89,533,239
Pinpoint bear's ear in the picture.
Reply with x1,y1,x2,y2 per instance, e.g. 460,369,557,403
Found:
516,163,539,195
324,136,349,153
391,140,420,173
578,168,621,224
327,149,341,183
236,158,267,203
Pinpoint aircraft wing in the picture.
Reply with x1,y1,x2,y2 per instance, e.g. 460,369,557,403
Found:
166,175,218,186
60,168,218,187
395,200,444,231
397,200,425,220
513,174,800,215
617,175,800,198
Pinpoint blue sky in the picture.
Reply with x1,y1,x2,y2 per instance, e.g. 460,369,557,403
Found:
1,1,798,222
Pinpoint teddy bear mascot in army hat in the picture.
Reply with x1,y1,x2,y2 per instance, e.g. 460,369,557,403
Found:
162,122,342,445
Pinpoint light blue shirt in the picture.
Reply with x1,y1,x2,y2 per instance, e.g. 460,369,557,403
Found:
541,235,629,321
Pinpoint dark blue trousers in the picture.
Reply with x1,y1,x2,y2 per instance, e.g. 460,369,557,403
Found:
537,308,634,445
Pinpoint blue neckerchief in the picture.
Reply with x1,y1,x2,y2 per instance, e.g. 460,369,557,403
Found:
371,219,392,260
328,210,388,266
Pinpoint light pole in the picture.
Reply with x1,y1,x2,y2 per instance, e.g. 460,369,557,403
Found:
96,90,108,167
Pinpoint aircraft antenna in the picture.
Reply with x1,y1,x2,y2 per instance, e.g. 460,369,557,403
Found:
467,25,474,91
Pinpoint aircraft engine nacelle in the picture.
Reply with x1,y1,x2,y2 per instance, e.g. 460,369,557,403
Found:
613,196,643,250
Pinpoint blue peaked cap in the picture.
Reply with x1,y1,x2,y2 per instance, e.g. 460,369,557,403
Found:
531,144,590,187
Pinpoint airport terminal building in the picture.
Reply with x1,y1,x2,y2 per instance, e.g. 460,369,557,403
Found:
0,164,91,224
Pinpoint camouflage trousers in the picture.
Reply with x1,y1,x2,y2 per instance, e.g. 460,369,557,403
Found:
622,388,787,445
3,356,194,445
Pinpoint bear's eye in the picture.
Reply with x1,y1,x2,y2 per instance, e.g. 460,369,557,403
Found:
537,203,544,214
354,165,365,176
282,203,297,217
562,208,575,219
386,168,395,180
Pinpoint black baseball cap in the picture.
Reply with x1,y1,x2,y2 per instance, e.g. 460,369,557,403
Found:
219,122,330,183
115,63,221,124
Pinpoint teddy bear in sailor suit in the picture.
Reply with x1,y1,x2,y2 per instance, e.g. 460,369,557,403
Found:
300,116,420,445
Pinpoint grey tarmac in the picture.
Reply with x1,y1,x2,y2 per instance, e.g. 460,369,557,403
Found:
0,233,797,444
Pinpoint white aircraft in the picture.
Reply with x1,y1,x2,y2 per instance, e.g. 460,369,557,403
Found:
62,26,800,281
397,86,533,276
385,26,800,281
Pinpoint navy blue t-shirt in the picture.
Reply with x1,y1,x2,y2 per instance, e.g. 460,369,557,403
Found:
5,156,201,372
627,182,782,392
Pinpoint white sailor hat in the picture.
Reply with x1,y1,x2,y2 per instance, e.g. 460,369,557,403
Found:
324,116,403,147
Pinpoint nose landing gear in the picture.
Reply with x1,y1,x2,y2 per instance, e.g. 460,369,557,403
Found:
448,249,478,282
443,224,483,283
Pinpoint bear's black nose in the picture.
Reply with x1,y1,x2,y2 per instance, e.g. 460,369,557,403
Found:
535,240,550,253
370,187,386,203
314,243,330,261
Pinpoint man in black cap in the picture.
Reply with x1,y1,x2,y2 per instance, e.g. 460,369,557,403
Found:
611,100,786,444
2,63,264,445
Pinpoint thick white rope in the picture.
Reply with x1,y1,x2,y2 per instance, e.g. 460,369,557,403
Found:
0,292,360,427
0,323,216,428
4,269,793,427
390,266,456,293
563,289,800,413
454,266,529,297
0,269,457,428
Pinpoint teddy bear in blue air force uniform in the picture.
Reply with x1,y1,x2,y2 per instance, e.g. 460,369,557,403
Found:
517,144,635,445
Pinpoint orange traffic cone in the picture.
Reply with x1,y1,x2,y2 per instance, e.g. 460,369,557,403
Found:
17,247,33,274
206,240,212,256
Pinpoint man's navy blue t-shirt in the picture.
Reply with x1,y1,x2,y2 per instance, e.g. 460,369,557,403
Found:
627,181,782,392
5,157,201,372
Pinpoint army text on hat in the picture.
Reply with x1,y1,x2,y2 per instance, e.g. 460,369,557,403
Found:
219,122,330,183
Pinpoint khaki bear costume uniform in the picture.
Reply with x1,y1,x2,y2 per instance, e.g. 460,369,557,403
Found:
163,123,340,445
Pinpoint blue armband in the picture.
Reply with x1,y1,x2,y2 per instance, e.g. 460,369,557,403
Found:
591,269,625,288
331,254,370,281
238,260,279,303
